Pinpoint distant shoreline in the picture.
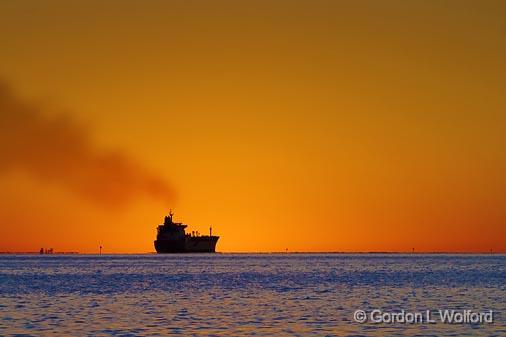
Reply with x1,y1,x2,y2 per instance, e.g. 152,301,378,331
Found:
0,252,80,255
0,251,504,255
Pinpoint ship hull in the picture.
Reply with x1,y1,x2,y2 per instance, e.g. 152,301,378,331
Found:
155,236,219,253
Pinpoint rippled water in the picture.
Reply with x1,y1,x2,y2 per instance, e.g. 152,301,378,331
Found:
0,254,505,336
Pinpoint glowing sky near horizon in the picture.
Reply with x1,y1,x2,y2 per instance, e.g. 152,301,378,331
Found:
1,0,505,253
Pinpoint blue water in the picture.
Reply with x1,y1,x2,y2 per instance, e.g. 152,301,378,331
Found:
0,254,505,336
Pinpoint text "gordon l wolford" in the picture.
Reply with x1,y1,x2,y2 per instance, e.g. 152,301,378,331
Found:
354,309,493,324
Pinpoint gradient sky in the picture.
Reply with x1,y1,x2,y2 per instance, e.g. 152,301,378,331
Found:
1,0,505,253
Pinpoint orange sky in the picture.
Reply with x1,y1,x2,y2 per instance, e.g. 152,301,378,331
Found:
1,1,505,253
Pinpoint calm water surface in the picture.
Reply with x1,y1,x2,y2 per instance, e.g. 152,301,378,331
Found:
0,254,505,336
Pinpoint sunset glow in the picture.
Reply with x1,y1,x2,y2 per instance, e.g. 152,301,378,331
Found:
1,1,505,253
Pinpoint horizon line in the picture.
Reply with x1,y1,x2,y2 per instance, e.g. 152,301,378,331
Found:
1,251,505,255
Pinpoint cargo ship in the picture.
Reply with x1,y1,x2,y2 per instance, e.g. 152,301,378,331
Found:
154,210,219,253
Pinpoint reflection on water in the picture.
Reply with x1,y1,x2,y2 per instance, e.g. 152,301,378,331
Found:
0,254,505,336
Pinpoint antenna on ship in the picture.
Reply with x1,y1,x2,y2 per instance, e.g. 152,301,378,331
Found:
210,225,212,237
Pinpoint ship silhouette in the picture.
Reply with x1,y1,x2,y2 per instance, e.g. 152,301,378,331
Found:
154,210,219,253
